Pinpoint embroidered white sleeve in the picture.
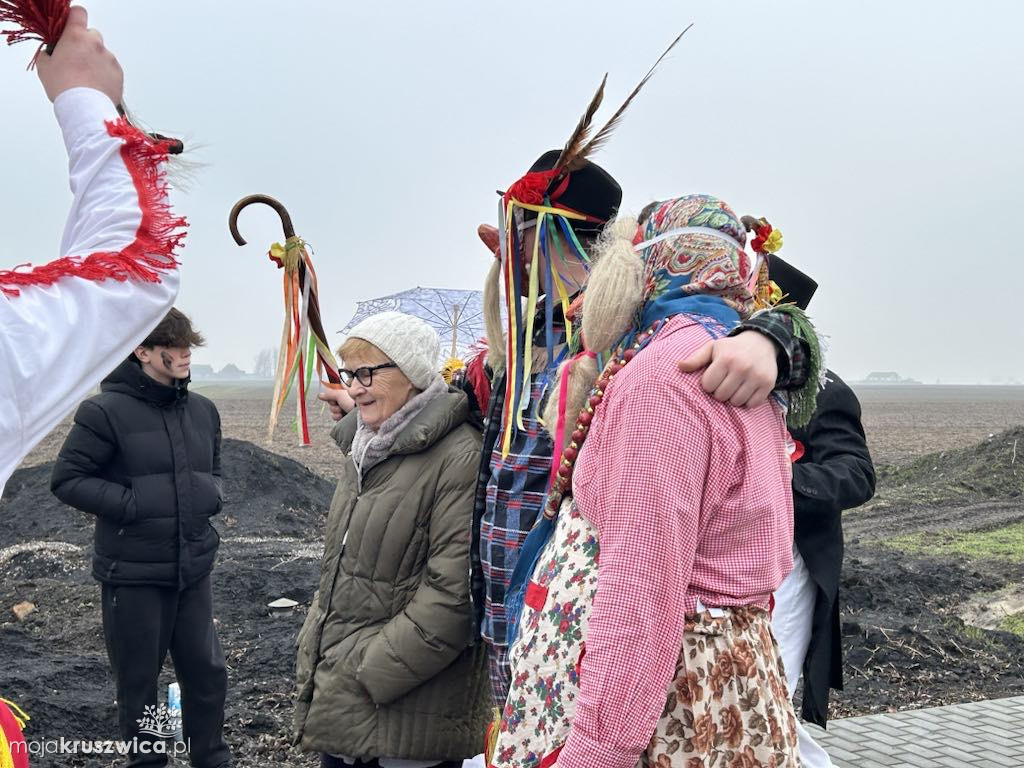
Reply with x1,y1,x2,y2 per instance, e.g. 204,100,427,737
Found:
0,88,180,496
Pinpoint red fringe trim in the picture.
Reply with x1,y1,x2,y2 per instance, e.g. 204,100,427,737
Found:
1,0,70,68
0,117,186,297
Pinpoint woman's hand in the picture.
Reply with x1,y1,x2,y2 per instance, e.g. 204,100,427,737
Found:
318,386,355,421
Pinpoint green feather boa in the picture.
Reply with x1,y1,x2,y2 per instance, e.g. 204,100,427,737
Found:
768,303,822,429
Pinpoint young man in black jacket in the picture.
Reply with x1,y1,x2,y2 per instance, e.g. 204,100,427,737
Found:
52,308,231,768
768,257,876,768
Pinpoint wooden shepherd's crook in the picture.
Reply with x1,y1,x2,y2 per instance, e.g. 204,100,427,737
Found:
227,193,341,389
229,194,297,245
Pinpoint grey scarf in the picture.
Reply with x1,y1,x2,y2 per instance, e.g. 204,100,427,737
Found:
350,377,448,481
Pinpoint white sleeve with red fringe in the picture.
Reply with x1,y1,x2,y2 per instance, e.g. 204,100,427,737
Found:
0,87,186,496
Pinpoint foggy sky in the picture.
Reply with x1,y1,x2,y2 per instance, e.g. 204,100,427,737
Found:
3,0,1022,384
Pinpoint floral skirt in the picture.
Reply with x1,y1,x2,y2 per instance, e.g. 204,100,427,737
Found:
642,607,799,768
491,501,798,768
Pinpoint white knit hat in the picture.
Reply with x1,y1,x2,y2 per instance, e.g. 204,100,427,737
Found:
344,311,441,390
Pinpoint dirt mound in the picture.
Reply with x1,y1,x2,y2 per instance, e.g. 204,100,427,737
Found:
833,428,1024,715
0,439,334,768
0,439,335,551
832,543,1024,717
874,425,1024,508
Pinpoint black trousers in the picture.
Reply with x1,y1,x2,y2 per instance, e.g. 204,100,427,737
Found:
101,574,230,768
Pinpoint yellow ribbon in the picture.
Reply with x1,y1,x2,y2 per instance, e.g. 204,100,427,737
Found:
501,203,518,457
500,200,590,455
0,701,27,731
1,730,12,768
509,201,591,220
518,213,543,430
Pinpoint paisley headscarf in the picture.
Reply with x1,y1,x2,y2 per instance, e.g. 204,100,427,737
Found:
630,194,766,340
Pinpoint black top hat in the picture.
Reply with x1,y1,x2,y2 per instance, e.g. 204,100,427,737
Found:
517,150,622,236
767,255,818,311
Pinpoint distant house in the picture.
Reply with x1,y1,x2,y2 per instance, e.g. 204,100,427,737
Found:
217,364,247,380
862,371,921,384
190,364,216,380
191,363,255,381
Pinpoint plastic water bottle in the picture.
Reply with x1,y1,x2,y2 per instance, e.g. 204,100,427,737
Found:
167,682,183,743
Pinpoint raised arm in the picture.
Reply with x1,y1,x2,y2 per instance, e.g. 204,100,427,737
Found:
0,7,185,492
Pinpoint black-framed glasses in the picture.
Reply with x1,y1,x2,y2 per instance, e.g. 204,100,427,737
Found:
339,362,398,387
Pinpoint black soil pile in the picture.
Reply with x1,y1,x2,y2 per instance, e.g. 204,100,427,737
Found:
845,426,1024,540
875,425,1024,507
0,439,334,768
832,543,1024,718
830,427,1024,716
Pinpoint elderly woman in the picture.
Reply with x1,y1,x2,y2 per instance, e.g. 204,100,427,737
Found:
493,195,808,768
294,311,492,768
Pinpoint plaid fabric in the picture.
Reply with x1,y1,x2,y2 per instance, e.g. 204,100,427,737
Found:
479,368,557,645
486,640,513,704
467,296,568,649
469,369,506,640
734,309,807,388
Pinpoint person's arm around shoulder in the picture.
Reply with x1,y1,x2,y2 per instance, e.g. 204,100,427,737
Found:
677,309,811,406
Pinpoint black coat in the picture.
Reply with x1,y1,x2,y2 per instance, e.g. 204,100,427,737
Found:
789,371,875,726
51,359,222,589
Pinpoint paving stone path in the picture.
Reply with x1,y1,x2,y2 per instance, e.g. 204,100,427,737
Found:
813,695,1024,767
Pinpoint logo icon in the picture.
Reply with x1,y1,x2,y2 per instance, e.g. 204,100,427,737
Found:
137,704,181,738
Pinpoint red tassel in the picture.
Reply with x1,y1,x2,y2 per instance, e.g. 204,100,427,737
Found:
0,0,70,67
464,350,492,413
0,117,186,297
0,0,69,44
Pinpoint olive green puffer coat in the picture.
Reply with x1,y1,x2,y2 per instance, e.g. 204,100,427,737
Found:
294,389,492,760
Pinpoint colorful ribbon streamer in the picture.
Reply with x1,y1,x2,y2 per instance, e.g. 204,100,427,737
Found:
266,236,340,445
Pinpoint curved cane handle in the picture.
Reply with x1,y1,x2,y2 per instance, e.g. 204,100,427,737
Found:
228,195,297,246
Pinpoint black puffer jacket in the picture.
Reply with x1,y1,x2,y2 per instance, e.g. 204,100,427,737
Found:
51,359,222,589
